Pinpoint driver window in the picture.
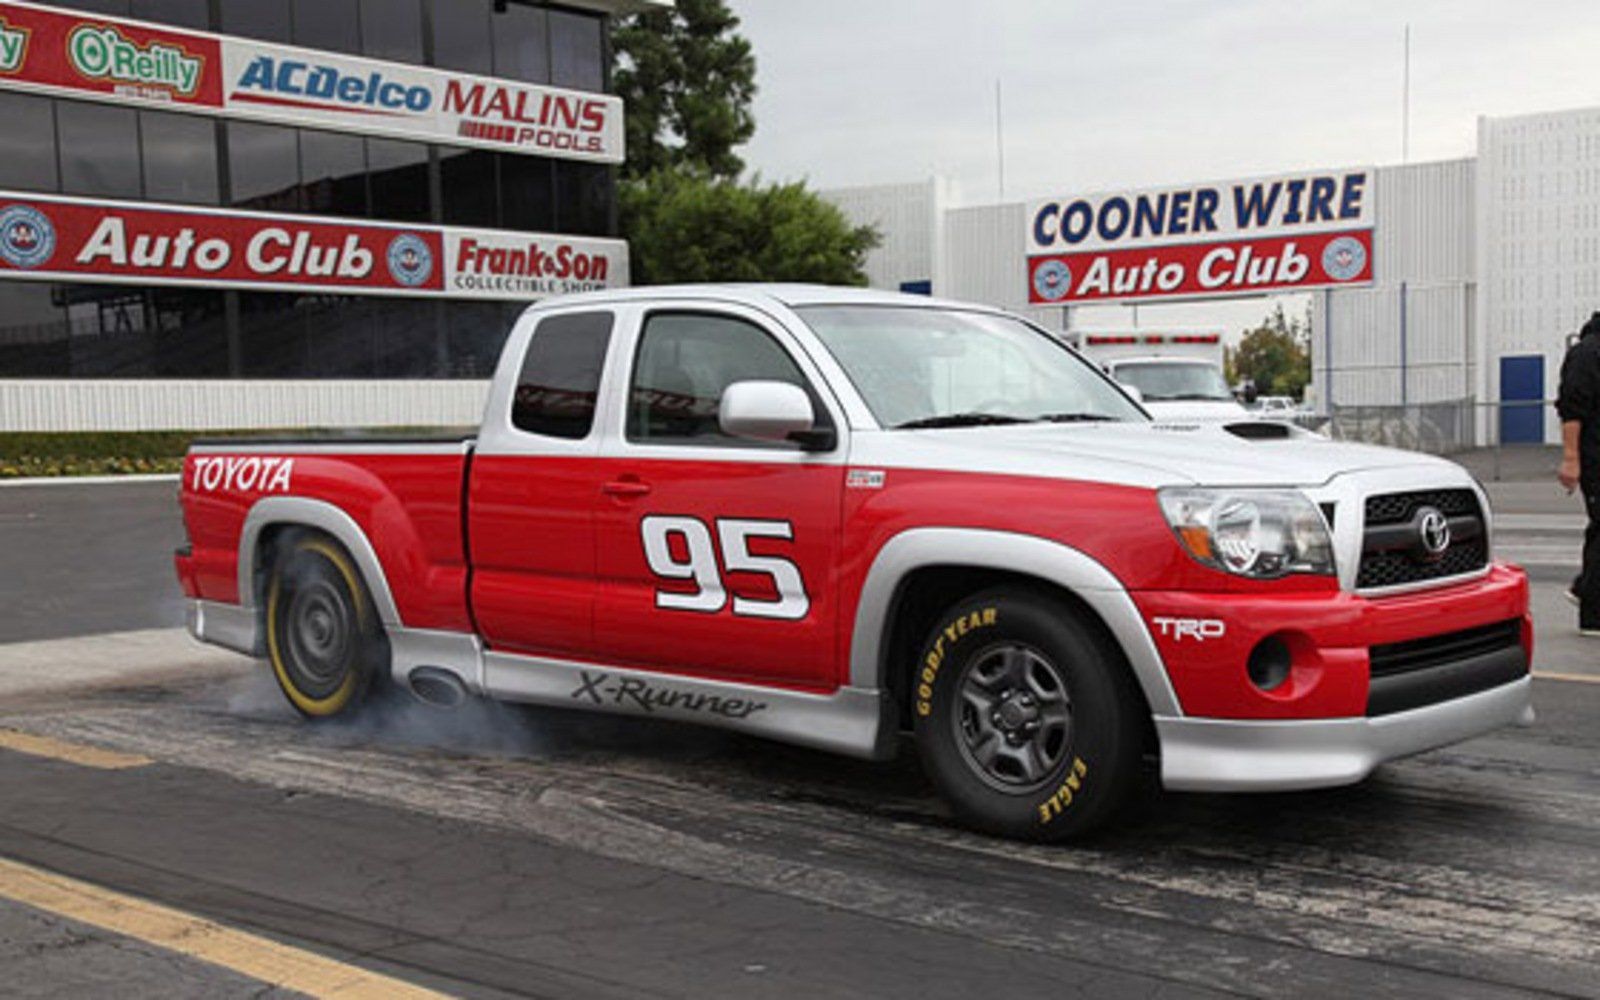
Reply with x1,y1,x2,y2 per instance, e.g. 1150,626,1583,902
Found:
627,312,826,447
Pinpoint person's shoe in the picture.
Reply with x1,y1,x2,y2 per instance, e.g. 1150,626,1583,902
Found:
1581,626,1600,638
1566,587,1582,607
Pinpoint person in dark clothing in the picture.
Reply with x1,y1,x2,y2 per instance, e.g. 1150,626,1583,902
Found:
1556,311,1600,636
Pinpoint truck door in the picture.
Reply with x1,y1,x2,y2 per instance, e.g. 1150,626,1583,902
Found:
468,310,615,659
592,307,848,690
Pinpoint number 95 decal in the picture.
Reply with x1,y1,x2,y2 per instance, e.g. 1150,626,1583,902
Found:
640,516,809,620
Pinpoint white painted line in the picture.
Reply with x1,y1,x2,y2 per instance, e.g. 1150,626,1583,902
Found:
0,628,250,700
0,474,180,488
1533,670,1600,685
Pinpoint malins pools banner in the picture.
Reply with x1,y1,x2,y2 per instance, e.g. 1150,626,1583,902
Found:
0,0,623,163
1026,169,1375,304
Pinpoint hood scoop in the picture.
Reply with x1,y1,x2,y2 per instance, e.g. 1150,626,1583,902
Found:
1223,420,1296,441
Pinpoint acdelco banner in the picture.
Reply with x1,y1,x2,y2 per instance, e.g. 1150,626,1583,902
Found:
1025,169,1375,304
0,0,623,163
0,190,628,300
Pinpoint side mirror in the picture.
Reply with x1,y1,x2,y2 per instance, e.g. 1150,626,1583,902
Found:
1118,382,1144,404
719,380,834,450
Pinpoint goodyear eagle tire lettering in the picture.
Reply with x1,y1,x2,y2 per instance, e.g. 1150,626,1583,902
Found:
912,588,1144,841
266,534,385,719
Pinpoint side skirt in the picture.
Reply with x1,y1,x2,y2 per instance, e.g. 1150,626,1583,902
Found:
484,651,896,761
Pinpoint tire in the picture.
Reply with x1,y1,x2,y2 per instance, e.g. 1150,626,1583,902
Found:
912,588,1144,841
265,533,385,719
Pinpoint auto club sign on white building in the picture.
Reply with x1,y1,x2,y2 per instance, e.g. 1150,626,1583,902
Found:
1026,169,1376,305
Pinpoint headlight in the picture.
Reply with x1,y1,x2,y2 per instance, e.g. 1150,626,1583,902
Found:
1158,488,1335,579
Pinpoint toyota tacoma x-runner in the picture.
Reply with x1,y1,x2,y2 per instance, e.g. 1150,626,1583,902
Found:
175,285,1534,840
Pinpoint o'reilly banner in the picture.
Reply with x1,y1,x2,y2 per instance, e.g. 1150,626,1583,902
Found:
0,190,628,300
1025,168,1376,304
0,0,623,163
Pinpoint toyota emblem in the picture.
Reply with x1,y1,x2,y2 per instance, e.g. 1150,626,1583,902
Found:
1416,506,1451,559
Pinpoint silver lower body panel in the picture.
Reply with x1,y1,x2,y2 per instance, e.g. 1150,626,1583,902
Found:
1155,677,1535,792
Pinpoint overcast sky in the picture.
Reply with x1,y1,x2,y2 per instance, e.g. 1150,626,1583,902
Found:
731,1,1600,340
736,0,1600,204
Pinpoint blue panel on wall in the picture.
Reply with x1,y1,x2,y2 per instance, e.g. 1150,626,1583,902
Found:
1499,354,1545,445
899,280,932,296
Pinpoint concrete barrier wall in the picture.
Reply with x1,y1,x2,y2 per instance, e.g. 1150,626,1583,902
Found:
0,380,491,432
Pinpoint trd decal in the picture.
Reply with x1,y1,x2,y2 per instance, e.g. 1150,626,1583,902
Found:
640,515,810,620
571,670,768,719
1151,617,1226,641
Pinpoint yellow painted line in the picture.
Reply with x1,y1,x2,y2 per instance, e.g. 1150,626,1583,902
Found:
0,729,151,770
1532,670,1600,685
0,857,452,999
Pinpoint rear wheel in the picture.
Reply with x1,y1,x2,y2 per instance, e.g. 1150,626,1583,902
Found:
266,533,384,718
912,588,1144,840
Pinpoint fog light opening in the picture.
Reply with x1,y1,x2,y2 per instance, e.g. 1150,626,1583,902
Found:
1247,636,1293,692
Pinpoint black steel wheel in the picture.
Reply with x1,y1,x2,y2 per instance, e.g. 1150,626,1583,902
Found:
266,533,384,718
913,588,1145,840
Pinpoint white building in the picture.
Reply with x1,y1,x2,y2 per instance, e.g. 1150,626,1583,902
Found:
823,103,1600,447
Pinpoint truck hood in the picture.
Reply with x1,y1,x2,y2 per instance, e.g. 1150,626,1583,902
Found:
857,421,1467,490
1138,399,1253,422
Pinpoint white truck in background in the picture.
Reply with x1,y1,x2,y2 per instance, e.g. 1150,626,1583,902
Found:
1064,329,1252,423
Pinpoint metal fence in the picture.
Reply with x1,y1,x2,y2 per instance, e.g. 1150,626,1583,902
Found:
1324,399,1558,479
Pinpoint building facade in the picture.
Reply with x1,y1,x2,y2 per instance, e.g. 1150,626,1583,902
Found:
0,0,646,430
826,102,1600,447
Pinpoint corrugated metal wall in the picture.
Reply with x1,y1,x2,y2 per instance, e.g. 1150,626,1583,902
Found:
1311,159,1476,410
0,380,490,432
820,179,944,292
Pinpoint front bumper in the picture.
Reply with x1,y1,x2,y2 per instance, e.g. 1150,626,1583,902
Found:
1156,676,1534,791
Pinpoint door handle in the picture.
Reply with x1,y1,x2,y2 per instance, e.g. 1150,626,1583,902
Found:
602,478,652,498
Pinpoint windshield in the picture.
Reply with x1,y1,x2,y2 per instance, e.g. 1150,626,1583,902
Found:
1110,361,1234,402
797,306,1147,429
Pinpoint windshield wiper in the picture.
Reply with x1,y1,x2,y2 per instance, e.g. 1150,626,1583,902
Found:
893,412,1035,430
1037,412,1120,423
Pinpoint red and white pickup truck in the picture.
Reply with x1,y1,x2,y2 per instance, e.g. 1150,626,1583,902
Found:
176,285,1533,839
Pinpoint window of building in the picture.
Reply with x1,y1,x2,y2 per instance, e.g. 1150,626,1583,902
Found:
0,282,68,378
430,0,492,75
129,0,209,29
57,102,141,199
501,155,553,231
554,161,612,236
50,1,130,16
439,149,498,226
227,122,302,211
549,9,604,91
147,289,230,376
491,1,549,84
628,313,816,447
0,94,59,193
369,296,440,376
294,0,361,55
219,0,291,42
444,300,512,378
367,138,430,222
359,0,423,63
512,311,613,438
300,128,369,217
140,111,220,205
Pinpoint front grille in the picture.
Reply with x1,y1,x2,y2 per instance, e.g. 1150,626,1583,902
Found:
1369,619,1521,677
1366,618,1527,716
1357,488,1488,589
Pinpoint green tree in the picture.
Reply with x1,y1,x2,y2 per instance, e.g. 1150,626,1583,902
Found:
621,170,878,286
1232,303,1312,399
613,0,756,180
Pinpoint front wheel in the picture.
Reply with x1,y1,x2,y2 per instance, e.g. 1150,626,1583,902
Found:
265,533,385,719
912,588,1145,841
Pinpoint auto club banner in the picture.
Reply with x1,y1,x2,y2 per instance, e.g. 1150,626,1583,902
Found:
0,0,623,163
0,190,629,300
1025,168,1375,305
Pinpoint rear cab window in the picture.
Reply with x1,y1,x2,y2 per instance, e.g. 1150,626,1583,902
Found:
511,311,614,439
